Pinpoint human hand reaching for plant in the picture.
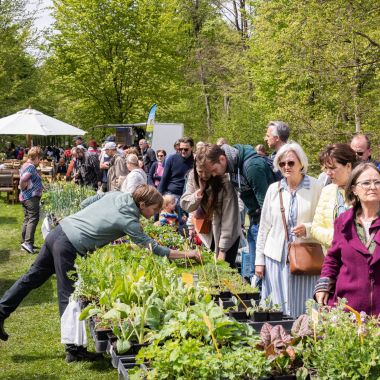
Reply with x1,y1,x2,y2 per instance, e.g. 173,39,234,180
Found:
315,291,329,305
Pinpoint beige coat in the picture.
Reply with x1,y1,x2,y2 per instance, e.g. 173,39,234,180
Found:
180,171,241,253
107,154,129,191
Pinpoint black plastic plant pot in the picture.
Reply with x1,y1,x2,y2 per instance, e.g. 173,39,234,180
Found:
130,342,150,355
273,375,297,380
219,291,232,299
268,312,283,321
228,310,249,321
252,312,268,322
237,292,260,301
219,299,235,309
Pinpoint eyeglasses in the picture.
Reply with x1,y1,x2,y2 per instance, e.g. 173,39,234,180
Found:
355,180,380,190
279,160,295,168
355,151,365,157
180,148,189,152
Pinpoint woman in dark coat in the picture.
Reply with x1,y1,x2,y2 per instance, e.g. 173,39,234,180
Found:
315,163,380,315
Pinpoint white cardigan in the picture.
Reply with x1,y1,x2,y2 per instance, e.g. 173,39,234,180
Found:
255,176,323,266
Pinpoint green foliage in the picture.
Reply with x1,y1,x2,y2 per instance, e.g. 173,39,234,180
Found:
302,300,380,379
136,339,271,380
0,0,38,117
41,182,95,220
248,0,380,162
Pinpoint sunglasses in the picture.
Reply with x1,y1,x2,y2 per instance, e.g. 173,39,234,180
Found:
157,155,164,158
279,160,295,168
355,151,365,157
180,148,189,152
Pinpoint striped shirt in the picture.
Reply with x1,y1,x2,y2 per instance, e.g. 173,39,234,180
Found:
19,162,43,202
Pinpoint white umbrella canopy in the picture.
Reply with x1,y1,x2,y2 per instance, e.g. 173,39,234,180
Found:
0,108,86,136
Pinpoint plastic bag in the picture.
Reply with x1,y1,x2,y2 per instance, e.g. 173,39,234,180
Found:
61,298,88,346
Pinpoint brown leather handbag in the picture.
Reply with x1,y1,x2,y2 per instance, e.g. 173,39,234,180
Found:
193,206,212,234
278,183,324,275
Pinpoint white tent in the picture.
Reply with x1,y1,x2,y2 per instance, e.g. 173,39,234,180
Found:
0,108,86,136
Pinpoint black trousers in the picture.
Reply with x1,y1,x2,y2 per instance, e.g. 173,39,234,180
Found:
210,236,240,269
0,225,77,319
21,196,40,245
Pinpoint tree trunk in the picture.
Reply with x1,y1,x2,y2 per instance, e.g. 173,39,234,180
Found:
199,62,212,136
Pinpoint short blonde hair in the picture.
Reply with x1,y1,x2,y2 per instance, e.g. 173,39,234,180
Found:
162,194,176,209
28,147,42,160
274,141,308,174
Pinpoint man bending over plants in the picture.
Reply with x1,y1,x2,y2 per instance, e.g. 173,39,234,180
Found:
0,185,201,363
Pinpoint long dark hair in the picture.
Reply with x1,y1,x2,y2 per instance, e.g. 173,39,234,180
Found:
193,159,224,214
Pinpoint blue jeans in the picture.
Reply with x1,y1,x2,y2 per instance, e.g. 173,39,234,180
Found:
247,220,259,278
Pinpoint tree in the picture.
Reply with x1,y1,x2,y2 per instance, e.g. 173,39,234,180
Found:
0,0,38,116
248,0,380,163
48,0,187,130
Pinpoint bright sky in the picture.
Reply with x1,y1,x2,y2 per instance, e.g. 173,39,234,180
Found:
26,0,54,30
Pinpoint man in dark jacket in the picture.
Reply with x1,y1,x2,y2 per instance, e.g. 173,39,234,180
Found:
158,137,194,221
72,146,102,191
197,143,275,279
139,139,156,174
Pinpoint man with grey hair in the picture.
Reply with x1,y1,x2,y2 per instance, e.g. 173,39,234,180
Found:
265,121,290,180
105,142,129,191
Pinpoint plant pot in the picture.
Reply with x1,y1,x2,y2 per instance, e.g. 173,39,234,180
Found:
228,310,249,321
219,291,232,299
251,312,268,322
118,361,149,380
273,375,297,380
236,292,260,301
268,312,283,321
218,298,235,309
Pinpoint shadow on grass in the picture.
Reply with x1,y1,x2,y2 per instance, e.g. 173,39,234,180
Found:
5,374,59,380
12,353,63,363
0,216,18,225
0,278,56,305
0,250,10,264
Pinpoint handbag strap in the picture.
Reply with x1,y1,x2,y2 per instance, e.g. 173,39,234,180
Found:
278,182,290,243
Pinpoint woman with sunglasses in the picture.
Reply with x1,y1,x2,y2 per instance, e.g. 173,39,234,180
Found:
148,149,166,188
311,144,357,252
315,163,380,315
255,142,323,317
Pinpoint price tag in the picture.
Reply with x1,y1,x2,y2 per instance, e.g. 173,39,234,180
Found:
181,273,194,285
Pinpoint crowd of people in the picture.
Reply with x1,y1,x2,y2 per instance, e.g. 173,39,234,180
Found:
1,123,380,363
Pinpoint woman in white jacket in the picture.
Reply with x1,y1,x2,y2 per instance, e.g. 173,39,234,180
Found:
121,154,147,193
255,142,323,317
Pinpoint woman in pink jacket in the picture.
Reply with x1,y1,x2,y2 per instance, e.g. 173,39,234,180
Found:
315,163,380,315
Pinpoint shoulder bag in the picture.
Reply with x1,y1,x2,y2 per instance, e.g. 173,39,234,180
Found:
278,183,324,275
193,205,212,235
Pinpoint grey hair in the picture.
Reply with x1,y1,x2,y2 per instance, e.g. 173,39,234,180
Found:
267,121,290,142
274,141,308,174
126,153,139,166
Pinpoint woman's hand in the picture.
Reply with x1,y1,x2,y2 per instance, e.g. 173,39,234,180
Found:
168,250,201,262
255,265,265,278
292,224,306,238
315,291,329,305
184,250,202,263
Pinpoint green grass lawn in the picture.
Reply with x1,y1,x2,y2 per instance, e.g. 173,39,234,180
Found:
0,197,116,379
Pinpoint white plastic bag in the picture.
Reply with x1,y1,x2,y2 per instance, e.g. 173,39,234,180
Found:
61,298,88,346
41,216,51,240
